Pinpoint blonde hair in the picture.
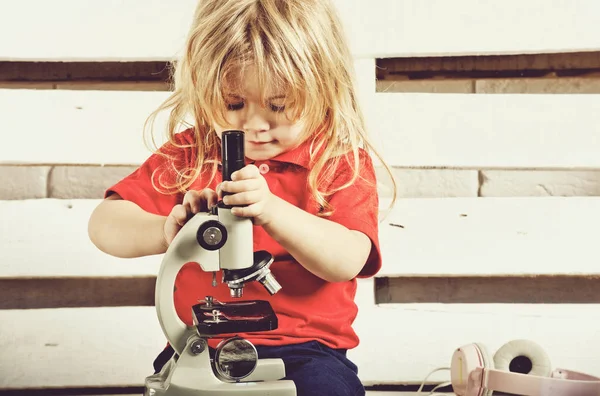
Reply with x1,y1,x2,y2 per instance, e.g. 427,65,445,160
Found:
145,0,397,216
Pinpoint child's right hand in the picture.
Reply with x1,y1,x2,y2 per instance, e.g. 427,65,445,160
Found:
163,188,219,246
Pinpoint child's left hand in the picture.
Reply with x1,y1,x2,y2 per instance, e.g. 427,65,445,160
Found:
219,164,275,226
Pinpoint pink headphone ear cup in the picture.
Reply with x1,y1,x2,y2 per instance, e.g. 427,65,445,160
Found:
451,343,494,396
473,343,494,396
474,343,492,368
493,339,552,377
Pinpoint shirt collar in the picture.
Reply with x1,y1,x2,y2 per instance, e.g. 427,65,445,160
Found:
268,142,309,168
262,138,317,169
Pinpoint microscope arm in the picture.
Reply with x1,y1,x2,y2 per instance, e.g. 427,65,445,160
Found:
147,130,297,394
155,212,221,356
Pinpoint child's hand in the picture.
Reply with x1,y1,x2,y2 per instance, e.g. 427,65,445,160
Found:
163,189,218,246
220,164,275,226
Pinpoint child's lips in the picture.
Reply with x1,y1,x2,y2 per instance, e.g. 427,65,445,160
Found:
249,141,272,145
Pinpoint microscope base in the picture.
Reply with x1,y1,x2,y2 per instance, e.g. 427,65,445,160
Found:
144,336,297,396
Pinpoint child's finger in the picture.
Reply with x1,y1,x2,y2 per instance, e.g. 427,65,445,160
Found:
231,164,260,180
182,190,202,213
217,182,225,197
220,179,261,194
170,204,190,226
223,190,261,206
198,188,218,210
231,202,260,218
183,189,218,212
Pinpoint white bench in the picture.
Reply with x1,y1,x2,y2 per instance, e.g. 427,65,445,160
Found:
2,0,600,394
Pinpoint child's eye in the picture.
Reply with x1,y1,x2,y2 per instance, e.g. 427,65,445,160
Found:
269,104,286,113
226,101,244,111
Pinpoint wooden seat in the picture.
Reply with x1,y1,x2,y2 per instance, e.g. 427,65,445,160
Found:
2,0,600,394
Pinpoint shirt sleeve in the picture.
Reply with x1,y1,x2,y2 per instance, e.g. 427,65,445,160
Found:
104,131,196,216
324,149,382,278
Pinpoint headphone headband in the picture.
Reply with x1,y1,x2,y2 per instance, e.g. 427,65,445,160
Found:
452,342,600,396
468,367,600,396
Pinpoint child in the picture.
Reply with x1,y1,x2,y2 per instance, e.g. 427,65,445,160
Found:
88,0,396,395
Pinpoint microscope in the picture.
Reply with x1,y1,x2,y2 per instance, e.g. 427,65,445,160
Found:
144,130,297,395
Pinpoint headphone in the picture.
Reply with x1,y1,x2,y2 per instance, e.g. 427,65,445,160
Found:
450,339,600,396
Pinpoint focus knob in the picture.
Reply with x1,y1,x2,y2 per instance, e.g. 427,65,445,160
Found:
196,220,227,251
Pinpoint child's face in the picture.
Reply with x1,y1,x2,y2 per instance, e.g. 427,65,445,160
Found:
213,65,305,161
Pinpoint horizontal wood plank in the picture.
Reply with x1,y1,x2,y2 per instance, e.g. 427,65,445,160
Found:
3,89,600,170
0,277,155,309
0,89,169,166
1,1,600,61
350,279,600,386
3,284,600,388
378,196,600,277
375,275,600,304
376,51,600,76
9,273,600,310
0,0,196,62
0,307,165,390
0,199,160,277
0,61,170,83
4,197,600,281
352,304,600,385
338,0,600,58
365,92,600,170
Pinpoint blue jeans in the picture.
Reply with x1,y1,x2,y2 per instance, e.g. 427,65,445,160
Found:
153,340,365,396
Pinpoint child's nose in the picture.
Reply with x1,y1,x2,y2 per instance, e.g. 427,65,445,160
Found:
242,106,269,133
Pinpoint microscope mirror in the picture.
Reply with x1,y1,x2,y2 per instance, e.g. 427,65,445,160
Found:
214,336,258,382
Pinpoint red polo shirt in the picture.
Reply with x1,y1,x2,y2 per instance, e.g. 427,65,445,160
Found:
105,128,381,350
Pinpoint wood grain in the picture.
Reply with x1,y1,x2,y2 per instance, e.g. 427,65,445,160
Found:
5,197,600,282
0,61,170,82
4,53,600,85
0,199,160,279
375,275,600,304
5,289,600,388
377,51,600,79
0,277,155,309
4,88,600,169
2,0,600,60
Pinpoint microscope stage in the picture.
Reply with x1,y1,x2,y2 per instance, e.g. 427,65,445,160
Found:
192,299,278,335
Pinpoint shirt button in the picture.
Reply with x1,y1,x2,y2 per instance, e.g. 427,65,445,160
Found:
259,163,270,174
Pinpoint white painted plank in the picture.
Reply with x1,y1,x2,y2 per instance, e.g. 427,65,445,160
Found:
337,0,600,58
350,280,600,386
351,302,600,385
0,0,196,62
0,307,166,389
3,295,599,388
365,92,600,170
1,199,160,277
3,89,600,170
354,58,376,110
378,196,600,277
1,0,599,61
4,196,600,279
0,89,170,166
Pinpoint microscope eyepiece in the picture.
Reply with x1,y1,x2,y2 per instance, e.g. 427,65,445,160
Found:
222,130,245,185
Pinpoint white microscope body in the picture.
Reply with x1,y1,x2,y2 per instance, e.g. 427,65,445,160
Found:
144,130,297,396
